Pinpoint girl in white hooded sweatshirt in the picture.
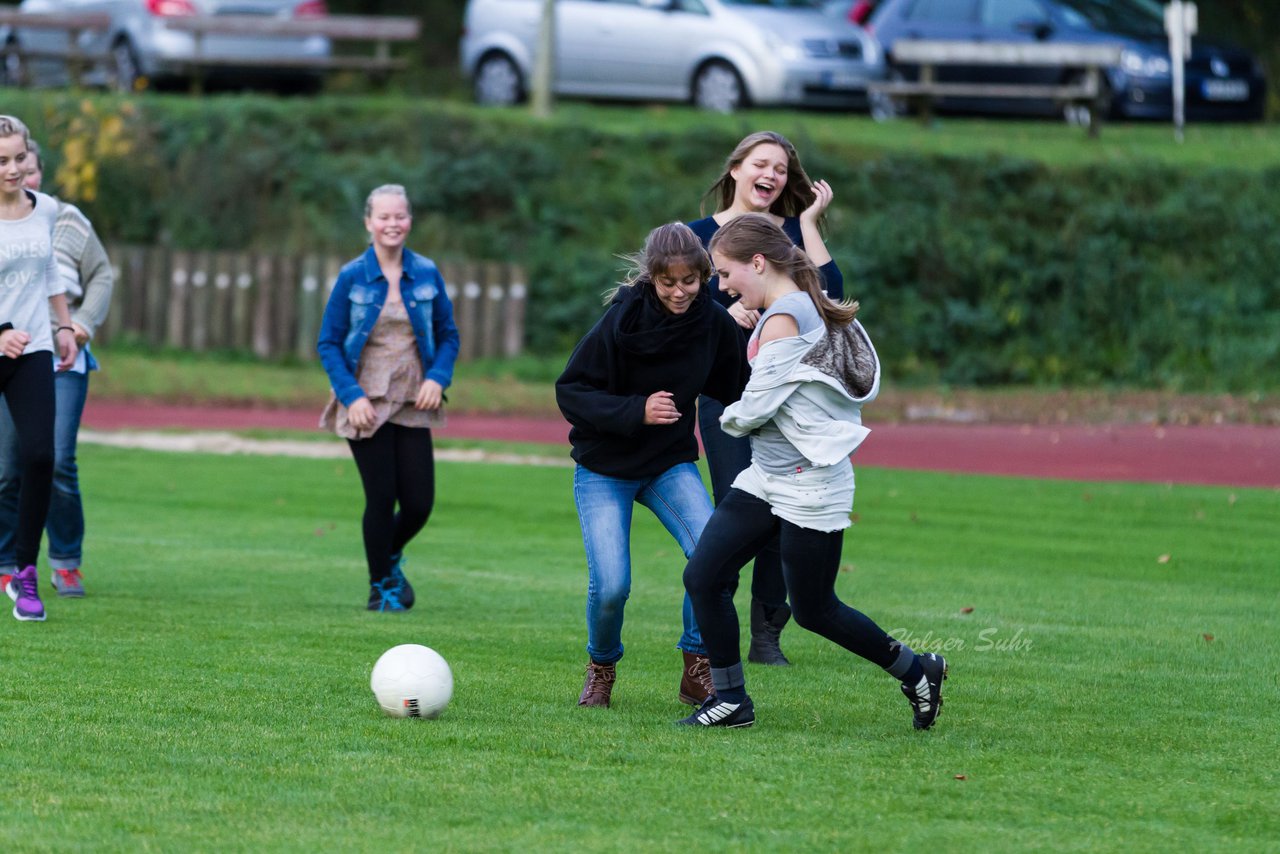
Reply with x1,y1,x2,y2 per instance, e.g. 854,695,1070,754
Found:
0,115,78,622
679,213,947,730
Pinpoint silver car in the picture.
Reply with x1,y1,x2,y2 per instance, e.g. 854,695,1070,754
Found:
1,0,330,92
460,0,884,112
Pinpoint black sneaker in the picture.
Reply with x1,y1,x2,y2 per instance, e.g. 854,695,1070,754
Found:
901,652,948,730
388,554,415,610
366,577,408,612
677,694,755,728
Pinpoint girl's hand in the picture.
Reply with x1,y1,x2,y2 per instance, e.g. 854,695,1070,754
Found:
54,327,78,372
727,301,760,330
347,397,376,431
415,379,444,411
0,329,31,360
644,391,680,426
71,321,90,348
800,179,834,226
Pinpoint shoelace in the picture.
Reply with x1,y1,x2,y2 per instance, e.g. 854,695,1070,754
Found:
905,675,933,713
378,582,403,611
18,573,39,598
687,656,714,692
55,569,80,586
585,663,615,688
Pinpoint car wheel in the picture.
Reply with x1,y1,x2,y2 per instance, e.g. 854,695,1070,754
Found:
473,52,523,106
1,38,23,87
111,38,143,93
693,61,745,113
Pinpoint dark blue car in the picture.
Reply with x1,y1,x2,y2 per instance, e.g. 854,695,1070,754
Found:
862,0,1267,121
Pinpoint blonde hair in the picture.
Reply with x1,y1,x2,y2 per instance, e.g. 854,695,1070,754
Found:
700,131,825,231
709,213,858,328
605,221,712,305
0,115,31,146
364,184,411,218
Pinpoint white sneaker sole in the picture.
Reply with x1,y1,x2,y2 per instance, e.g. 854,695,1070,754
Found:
6,581,46,621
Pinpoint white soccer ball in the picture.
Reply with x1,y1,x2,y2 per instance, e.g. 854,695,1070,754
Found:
370,644,453,719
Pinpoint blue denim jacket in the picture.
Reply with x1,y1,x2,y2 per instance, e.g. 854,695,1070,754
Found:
317,246,461,407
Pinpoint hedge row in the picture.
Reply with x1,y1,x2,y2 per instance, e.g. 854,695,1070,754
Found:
12,92,1280,391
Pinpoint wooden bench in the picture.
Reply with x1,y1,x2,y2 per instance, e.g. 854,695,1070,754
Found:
0,11,112,88
868,40,1125,137
160,14,420,92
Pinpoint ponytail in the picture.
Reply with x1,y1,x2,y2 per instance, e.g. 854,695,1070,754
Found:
709,213,858,328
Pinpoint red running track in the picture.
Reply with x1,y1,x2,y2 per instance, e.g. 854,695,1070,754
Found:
81,400,1279,489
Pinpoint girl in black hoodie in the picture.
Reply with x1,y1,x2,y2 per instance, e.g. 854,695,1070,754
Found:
556,222,748,711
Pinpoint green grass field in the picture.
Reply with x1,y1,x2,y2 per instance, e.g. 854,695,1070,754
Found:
3,447,1278,851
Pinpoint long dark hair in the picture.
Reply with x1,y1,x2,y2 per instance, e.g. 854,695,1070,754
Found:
699,131,824,230
604,221,712,305
709,213,857,329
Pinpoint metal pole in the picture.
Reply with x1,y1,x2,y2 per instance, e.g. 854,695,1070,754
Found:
1166,0,1185,142
1165,1,1197,143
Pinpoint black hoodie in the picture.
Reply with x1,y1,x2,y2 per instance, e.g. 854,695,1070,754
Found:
556,281,748,479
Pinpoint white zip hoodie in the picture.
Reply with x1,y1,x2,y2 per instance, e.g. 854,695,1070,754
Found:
720,317,880,467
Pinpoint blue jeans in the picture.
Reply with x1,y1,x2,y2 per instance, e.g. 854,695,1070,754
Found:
0,369,90,571
573,462,712,664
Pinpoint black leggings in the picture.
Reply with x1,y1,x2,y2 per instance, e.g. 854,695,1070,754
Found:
698,395,787,608
684,487,899,671
0,353,55,569
347,422,435,584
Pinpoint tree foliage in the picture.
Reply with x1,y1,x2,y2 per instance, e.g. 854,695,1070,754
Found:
12,92,1278,390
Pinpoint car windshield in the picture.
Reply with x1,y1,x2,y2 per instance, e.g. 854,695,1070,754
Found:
1053,0,1166,38
721,0,825,8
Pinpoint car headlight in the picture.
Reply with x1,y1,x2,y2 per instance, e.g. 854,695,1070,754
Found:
1121,50,1171,77
763,32,804,63
800,38,845,59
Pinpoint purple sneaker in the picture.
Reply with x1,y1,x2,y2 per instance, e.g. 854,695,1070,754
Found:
6,565,46,622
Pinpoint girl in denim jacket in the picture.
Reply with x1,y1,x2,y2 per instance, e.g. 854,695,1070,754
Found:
318,185,460,612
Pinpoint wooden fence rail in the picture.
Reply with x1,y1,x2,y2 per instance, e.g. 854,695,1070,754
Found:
98,245,528,361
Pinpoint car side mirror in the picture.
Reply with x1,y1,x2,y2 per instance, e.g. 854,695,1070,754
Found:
1014,18,1054,40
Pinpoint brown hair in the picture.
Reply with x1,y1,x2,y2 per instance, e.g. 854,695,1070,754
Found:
26,139,42,172
605,221,712,305
709,213,858,328
700,131,824,229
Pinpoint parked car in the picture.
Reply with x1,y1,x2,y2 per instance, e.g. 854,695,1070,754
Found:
0,0,331,93
860,0,1267,122
460,0,885,113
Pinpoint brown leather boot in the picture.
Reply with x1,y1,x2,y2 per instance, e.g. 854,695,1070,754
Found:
748,599,792,666
578,661,616,707
678,651,714,706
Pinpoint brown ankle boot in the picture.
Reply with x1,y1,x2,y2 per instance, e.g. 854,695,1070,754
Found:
578,660,616,707
748,599,792,666
678,651,714,706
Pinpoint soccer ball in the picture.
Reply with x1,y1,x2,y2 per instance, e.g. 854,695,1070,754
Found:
370,644,453,719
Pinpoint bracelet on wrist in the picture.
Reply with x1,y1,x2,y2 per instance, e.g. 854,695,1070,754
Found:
57,325,75,333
